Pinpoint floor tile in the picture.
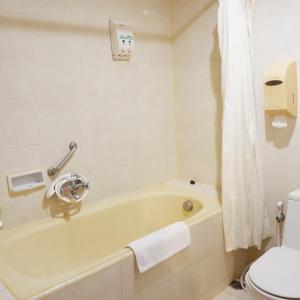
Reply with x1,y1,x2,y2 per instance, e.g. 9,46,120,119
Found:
213,286,253,300
212,290,231,299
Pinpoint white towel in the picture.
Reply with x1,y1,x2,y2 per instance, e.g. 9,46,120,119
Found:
127,221,191,273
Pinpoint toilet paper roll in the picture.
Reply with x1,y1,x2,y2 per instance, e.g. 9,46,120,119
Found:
272,115,288,128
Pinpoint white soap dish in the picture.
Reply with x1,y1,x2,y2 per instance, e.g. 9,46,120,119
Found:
7,170,46,193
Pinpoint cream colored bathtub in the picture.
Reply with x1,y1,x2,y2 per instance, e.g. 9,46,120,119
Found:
0,183,220,300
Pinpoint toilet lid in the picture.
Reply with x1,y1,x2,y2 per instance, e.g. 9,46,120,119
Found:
249,246,300,299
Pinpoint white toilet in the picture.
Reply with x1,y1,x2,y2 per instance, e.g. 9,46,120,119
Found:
246,189,300,299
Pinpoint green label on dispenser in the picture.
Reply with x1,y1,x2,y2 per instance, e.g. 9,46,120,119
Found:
119,34,133,40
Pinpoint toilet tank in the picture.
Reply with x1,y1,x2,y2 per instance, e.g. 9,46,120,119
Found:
282,189,300,250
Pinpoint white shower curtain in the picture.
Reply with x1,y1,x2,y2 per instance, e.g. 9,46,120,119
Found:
218,0,270,251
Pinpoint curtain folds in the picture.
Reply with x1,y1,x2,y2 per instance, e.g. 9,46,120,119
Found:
218,0,270,251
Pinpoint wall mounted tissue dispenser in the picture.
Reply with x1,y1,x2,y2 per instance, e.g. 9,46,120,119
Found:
264,61,298,116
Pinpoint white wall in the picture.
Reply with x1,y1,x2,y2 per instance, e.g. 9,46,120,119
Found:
0,0,177,229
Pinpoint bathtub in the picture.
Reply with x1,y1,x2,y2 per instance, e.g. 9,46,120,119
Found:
0,182,248,300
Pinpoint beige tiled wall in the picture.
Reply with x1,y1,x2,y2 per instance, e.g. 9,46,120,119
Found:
0,0,177,229
171,0,222,186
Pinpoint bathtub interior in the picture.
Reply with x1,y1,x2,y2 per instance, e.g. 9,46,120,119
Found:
0,183,220,300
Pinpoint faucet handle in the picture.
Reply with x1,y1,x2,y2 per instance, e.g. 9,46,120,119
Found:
46,173,90,204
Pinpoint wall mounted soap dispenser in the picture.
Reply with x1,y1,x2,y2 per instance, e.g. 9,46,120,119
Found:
264,61,298,117
109,19,134,60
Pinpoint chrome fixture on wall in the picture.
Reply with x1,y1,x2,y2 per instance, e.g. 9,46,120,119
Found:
46,173,90,204
47,142,77,176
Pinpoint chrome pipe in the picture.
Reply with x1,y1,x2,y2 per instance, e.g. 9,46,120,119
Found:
47,142,77,176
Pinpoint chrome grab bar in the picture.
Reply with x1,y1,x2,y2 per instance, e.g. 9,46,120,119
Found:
47,142,77,176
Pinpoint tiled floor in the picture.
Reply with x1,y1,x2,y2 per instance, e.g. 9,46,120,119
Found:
212,286,253,300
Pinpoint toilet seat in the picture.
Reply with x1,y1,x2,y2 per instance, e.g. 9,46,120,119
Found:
246,273,287,300
248,247,300,299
